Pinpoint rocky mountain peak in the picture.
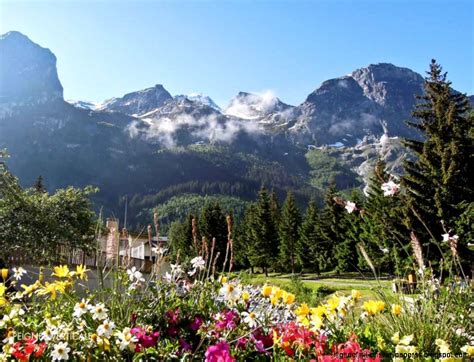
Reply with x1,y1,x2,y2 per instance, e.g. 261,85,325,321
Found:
99,84,173,116
0,31,63,105
224,91,291,119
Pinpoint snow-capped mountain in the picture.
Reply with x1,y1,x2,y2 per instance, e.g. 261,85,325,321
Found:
66,100,101,110
174,93,221,111
224,91,293,120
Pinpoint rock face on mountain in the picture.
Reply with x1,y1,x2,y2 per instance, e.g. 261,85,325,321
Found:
290,63,425,145
0,31,63,105
99,84,173,116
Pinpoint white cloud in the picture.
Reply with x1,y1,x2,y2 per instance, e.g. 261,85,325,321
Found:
224,90,280,119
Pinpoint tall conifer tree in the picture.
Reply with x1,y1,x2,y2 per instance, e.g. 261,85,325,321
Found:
278,191,301,273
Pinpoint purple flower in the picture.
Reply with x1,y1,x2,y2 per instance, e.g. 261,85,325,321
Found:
214,310,238,330
205,341,234,362
236,337,248,350
165,308,180,325
190,315,203,331
179,338,192,352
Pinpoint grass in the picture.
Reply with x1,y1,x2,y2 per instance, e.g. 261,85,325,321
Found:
242,272,394,303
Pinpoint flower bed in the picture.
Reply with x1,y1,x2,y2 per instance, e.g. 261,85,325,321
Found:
0,261,473,361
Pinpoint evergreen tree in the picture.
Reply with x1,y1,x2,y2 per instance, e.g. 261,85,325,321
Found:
247,186,279,276
402,60,474,270
34,175,46,193
269,190,281,225
335,189,360,273
297,199,327,274
359,161,411,275
318,184,339,272
199,201,228,266
168,214,195,262
278,191,301,273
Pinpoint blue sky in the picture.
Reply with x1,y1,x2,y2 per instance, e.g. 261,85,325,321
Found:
1,0,472,107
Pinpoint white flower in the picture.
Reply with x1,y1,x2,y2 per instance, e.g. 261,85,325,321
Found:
152,247,168,256
73,299,90,318
89,303,108,320
12,267,26,281
381,180,400,196
442,233,459,243
380,247,389,254
51,341,70,361
97,319,115,338
116,327,138,351
219,283,241,302
40,327,58,342
127,267,144,282
188,256,206,276
344,201,357,213
242,311,258,328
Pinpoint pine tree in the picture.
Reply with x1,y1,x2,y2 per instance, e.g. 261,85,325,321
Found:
297,199,327,274
278,191,301,273
199,201,228,266
334,189,359,273
318,183,343,272
168,214,195,262
359,161,411,275
247,186,279,276
402,60,473,270
33,175,45,193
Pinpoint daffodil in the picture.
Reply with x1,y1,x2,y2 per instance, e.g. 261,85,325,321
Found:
363,300,385,316
295,303,310,317
241,290,250,302
282,291,295,305
51,341,70,361
391,304,402,316
262,284,272,297
21,280,41,297
242,311,258,328
116,327,138,351
52,265,71,279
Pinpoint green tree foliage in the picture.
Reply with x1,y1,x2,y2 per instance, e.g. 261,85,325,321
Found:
198,201,228,266
0,152,98,262
297,199,327,274
168,214,195,263
402,60,474,270
246,187,279,276
278,191,301,273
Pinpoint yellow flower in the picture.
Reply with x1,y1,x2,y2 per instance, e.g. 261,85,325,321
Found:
326,295,340,312
461,345,474,357
376,336,386,350
295,303,310,317
391,332,400,344
310,306,326,318
1,269,8,281
21,280,41,297
73,265,88,280
363,300,385,316
271,287,283,299
399,334,414,346
282,292,295,305
391,304,402,316
262,285,273,297
0,283,7,307
36,281,67,300
52,265,71,278
351,289,362,300
270,295,279,306
242,291,250,302
219,276,228,284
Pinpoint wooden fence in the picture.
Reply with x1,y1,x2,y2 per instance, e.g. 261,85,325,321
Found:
7,245,154,273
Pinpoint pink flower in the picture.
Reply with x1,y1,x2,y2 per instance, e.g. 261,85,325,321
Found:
131,327,160,351
205,341,234,362
214,310,238,330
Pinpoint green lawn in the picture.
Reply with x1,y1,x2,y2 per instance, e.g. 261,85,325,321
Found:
242,272,394,303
